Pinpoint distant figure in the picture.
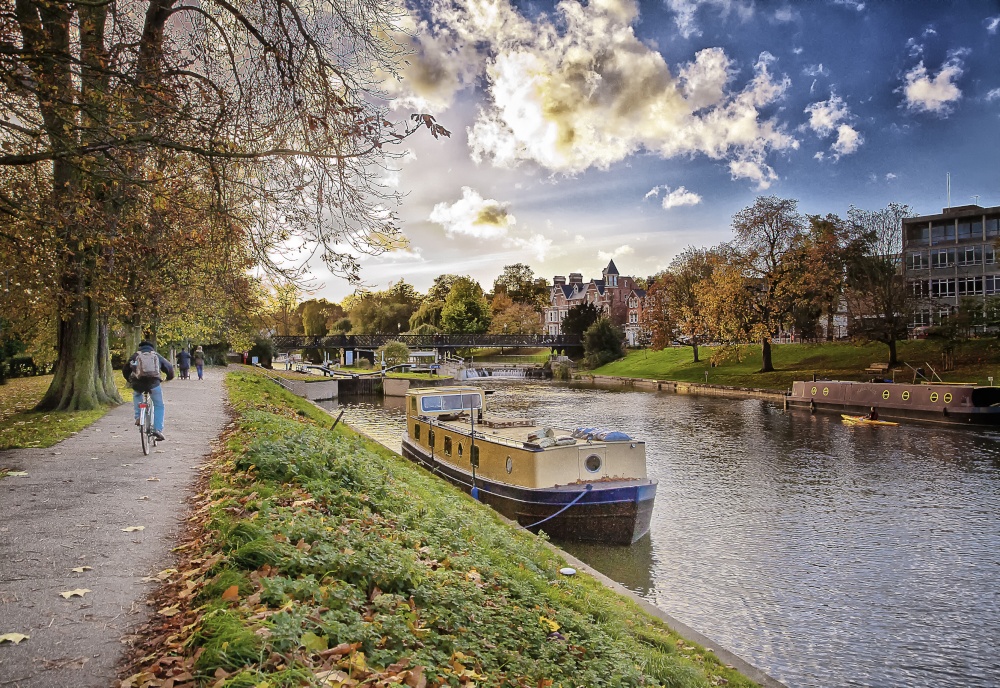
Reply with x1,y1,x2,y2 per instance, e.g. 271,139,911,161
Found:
193,346,205,380
866,406,879,421
177,348,191,380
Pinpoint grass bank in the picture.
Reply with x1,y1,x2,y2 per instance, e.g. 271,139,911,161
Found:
590,340,1000,392
122,370,759,688
0,375,129,450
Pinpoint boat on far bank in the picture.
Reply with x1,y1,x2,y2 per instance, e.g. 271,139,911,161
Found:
401,386,657,545
788,380,1000,425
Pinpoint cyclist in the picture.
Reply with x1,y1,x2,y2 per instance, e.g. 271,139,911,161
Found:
123,340,174,441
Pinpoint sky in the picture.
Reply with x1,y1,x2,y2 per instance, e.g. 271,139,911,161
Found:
307,0,1000,302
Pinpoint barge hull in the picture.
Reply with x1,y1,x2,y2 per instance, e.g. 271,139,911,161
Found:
402,439,656,545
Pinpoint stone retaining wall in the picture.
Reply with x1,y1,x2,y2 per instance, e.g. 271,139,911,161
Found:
576,374,786,402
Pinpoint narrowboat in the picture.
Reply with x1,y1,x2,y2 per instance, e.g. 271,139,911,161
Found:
401,386,656,545
787,380,1000,425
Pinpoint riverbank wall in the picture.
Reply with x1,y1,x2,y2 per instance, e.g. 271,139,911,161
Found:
575,373,786,402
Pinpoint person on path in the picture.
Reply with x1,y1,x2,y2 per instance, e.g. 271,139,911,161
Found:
123,340,174,440
177,347,192,380
193,345,206,380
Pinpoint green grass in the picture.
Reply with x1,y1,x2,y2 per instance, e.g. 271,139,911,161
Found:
123,369,761,688
0,375,129,450
591,339,1000,391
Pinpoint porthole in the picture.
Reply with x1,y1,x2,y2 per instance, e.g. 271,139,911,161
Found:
811,386,818,395
930,392,939,402
506,456,513,474
901,391,910,401
584,454,602,473
944,393,953,403
823,387,830,396
882,389,890,400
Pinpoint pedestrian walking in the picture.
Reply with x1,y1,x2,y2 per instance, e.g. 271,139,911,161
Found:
177,347,192,380
194,345,206,380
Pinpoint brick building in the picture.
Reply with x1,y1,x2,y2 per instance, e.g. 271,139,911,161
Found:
544,260,645,344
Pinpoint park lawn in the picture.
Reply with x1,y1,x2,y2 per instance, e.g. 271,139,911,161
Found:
0,374,130,450
122,370,760,688
591,339,1000,392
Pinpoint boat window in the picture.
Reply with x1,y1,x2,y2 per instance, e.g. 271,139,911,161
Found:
444,436,452,456
971,387,1000,407
584,454,603,473
458,442,463,458
414,423,421,441
421,396,443,412
420,393,482,413
410,397,416,412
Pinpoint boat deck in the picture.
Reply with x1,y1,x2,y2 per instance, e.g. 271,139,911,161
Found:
428,412,576,447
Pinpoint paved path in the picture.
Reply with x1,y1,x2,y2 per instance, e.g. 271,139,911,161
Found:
0,373,228,688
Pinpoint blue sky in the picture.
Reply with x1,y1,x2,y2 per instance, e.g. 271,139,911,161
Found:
312,0,1000,301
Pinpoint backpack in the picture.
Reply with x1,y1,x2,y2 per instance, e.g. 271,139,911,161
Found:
134,350,161,379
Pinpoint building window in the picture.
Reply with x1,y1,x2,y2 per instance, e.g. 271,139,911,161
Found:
906,224,930,245
930,248,955,268
957,246,982,266
986,245,995,265
931,222,955,243
957,220,973,240
957,276,983,296
909,280,929,298
931,279,956,297
986,275,1000,296
986,217,999,238
906,252,928,270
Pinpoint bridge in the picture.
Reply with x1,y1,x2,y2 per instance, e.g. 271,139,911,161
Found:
271,333,581,352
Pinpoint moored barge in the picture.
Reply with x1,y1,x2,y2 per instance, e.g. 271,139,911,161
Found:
401,386,656,545
787,380,1000,425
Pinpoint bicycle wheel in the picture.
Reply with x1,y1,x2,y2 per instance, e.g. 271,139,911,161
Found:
140,397,151,455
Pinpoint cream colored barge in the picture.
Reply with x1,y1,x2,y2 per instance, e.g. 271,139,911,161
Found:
401,386,657,545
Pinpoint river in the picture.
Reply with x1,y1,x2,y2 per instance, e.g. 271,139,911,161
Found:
319,380,1000,688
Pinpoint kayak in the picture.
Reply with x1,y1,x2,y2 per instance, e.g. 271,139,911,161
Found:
841,414,898,426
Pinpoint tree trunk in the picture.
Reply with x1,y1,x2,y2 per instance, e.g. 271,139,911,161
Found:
826,307,834,341
691,342,700,363
36,295,122,411
887,338,898,368
760,338,774,372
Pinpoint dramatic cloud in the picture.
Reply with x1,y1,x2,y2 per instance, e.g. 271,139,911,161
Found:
804,94,863,159
646,185,702,209
429,187,515,239
406,0,796,188
900,52,966,115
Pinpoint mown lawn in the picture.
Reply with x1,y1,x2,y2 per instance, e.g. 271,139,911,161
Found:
590,339,1000,391
121,370,760,688
0,375,129,450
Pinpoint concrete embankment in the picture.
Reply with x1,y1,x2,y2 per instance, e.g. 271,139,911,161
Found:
575,373,787,403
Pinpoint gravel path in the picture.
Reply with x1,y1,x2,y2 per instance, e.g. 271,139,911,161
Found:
0,372,228,688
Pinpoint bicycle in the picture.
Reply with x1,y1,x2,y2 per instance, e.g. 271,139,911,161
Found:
138,390,158,455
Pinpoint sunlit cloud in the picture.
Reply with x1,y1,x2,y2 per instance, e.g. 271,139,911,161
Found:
598,244,635,262
646,185,702,209
804,94,863,159
428,187,515,239
400,0,796,188
900,51,966,115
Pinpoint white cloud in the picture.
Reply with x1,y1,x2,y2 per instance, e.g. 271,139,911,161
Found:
886,173,897,181
804,94,863,159
832,0,865,10
985,88,1000,102
428,187,516,239
416,0,798,188
900,52,966,115
646,185,702,209
665,0,754,39
598,244,635,262
803,64,829,78
987,16,1000,34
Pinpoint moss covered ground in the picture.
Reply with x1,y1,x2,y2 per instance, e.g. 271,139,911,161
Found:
121,370,759,688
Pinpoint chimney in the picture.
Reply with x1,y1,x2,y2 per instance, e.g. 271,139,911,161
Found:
569,273,583,284
553,276,566,286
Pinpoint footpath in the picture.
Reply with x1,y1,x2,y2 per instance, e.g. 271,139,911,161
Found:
0,374,228,688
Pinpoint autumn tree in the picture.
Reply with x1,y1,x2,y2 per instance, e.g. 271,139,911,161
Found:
561,302,601,339
697,247,764,363
0,0,447,411
730,196,807,372
440,277,491,334
843,203,914,366
488,293,542,334
492,263,548,310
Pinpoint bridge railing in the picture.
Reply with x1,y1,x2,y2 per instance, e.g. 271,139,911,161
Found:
271,333,581,350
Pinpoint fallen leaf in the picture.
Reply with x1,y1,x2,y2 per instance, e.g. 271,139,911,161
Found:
59,588,91,599
158,605,181,617
137,495,149,500
122,526,145,532
539,615,560,632
220,585,240,602
146,477,160,482
0,633,29,645
71,566,92,573
300,631,328,652
5,471,28,477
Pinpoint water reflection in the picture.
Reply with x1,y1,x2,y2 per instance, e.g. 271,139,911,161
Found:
319,381,1000,688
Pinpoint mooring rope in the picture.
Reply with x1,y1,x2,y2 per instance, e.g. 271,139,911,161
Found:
522,483,593,530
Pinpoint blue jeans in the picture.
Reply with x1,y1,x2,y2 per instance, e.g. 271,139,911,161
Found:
133,386,165,432
196,364,204,380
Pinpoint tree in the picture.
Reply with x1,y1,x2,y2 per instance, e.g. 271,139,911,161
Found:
783,215,850,341
698,246,765,364
488,294,542,334
664,247,717,362
492,263,548,309
298,299,346,337
376,340,410,368
583,317,624,368
348,281,420,334
440,277,490,334
0,0,448,411
844,203,914,366
561,302,601,339
730,196,807,372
